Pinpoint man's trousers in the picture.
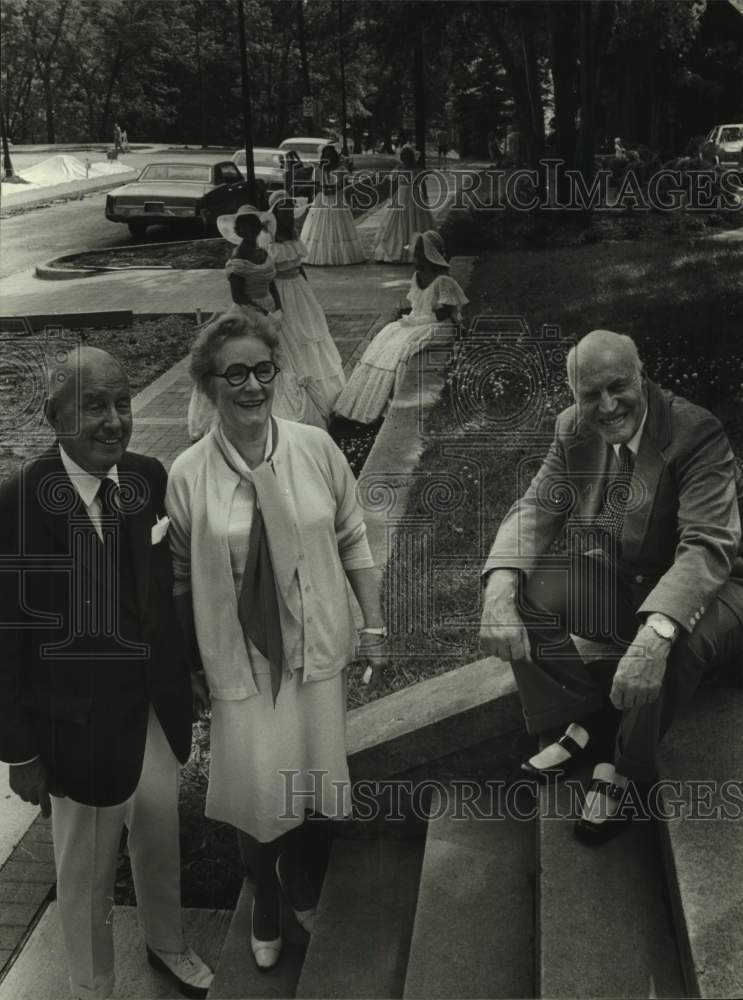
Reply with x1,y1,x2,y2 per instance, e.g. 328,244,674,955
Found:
51,707,185,1000
511,551,743,782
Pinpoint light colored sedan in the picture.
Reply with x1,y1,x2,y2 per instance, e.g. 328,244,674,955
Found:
231,146,286,189
278,136,353,170
705,124,743,164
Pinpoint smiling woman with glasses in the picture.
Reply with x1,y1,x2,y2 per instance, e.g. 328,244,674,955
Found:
166,309,387,972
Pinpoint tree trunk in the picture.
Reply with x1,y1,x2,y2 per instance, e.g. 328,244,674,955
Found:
98,43,123,142
42,71,55,143
549,1,579,201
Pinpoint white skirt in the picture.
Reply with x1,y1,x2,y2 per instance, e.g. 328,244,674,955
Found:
205,659,352,843
300,193,366,266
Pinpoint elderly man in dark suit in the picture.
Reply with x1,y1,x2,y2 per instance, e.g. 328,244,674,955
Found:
0,347,213,999
480,329,743,842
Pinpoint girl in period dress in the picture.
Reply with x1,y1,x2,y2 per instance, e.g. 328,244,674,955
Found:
265,189,346,427
187,205,309,439
333,231,467,425
300,144,366,266
373,146,436,263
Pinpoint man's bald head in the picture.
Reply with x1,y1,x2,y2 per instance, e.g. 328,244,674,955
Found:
46,346,132,475
566,330,642,392
566,330,648,446
47,346,128,406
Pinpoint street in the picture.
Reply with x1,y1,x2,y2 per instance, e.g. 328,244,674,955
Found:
0,149,243,279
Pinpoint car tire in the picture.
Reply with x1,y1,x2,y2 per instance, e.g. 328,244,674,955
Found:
128,222,148,241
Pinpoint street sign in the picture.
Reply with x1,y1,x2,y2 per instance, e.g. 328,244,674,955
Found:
302,97,313,117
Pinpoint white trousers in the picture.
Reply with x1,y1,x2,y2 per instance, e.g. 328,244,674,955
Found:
51,708,185,1000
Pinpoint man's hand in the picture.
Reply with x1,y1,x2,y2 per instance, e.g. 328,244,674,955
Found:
610,624,672,710
479,570,532,664
191,672,211,721
9,759,52,818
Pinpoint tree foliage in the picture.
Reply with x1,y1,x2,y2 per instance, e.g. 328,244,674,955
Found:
1,0,740,160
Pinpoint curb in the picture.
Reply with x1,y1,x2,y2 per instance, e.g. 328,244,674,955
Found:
35,237,225,281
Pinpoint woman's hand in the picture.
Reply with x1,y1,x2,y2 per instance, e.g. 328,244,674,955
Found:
355,631,390,694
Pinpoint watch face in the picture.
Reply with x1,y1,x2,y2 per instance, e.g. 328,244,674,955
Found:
650,619,674,638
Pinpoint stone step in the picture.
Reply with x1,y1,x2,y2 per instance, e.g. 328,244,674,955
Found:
207,880,308,999
0,903,230,999
538,760,686,999
657,686,743,999
347,657,521,782
295,837,424,999
403,787,535,999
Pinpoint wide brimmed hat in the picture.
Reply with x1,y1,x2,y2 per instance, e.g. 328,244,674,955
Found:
217,204,276,245
408,230,449,268
267,189,308,219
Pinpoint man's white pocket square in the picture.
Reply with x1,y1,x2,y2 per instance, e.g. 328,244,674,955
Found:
151,516,170,545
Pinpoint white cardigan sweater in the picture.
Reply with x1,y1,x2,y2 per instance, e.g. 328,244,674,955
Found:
165,418,373,700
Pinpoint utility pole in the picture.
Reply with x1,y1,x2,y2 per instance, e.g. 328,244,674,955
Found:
236,0,257,203
337,1,348,156
296,0,313,134
413,7,426,167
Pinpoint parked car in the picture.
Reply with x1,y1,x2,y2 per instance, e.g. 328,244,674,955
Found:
278,136,354,171
105,160,253,239
705,124,743,164
231,146,314,195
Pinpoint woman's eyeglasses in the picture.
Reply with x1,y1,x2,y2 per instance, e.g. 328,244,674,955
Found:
211,362,281,386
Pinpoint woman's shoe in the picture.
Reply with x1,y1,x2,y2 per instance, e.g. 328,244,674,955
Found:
275,855,318,934
250,899,282,972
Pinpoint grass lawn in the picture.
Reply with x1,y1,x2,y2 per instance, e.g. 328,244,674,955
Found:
374,224,743,691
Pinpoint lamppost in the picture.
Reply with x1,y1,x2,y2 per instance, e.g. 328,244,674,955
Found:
236,0,257,204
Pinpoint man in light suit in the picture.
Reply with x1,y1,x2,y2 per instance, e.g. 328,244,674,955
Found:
0,347,213,998
480,329,743,842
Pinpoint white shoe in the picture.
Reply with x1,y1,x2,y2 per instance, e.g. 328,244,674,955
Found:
275,854,318,933
146,945,214,998
251,900,282,971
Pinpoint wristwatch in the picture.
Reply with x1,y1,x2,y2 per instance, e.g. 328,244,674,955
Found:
645,616,677,641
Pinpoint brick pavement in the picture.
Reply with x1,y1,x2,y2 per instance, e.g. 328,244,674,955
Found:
0,817,54,977
129,311,386,468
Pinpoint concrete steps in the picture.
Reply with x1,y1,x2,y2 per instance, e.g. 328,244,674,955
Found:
0,903,230,1000
207,882,308,999
658,687,743,999
537,761,685,999
295,837,424,999
403,788,535,999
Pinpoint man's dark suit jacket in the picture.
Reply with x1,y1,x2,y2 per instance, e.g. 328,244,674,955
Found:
0,447,193,807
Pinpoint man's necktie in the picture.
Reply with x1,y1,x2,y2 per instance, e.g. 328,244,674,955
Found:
236,503,284,706
593,444,635,547
95,476,136,633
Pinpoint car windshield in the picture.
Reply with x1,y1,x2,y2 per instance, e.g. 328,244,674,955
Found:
139,164,211,182
720,127,742,143
254,151,280,166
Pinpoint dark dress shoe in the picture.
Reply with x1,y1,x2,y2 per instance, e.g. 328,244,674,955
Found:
520,730,587,784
